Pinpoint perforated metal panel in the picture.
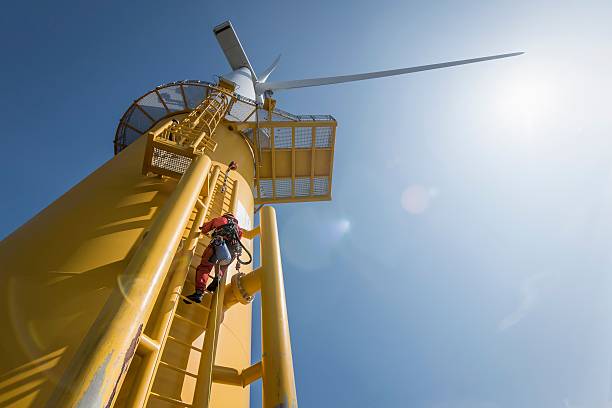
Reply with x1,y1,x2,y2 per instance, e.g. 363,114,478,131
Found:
240,118,337,204
115,80,337,204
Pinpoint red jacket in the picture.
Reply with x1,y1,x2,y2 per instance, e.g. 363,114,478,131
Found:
201,216,242,238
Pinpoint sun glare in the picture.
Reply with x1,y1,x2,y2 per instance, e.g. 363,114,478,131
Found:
493,71,558,134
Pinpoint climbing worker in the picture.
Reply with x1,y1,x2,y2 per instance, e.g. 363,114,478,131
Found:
183,212,243,304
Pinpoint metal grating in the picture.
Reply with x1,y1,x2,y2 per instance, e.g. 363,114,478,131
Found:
294,127,312,148
139,92,168,120
315,127,333,148
182,84,206,109
273,128,292,148
274,178,292,197
259,179,273,199
158,86,186,111
227,98,256,121
294,178,311,197
151,147,193,175
313,176,329,195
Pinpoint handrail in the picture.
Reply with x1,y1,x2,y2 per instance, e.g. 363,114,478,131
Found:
46,154,212,408
125,165,221,407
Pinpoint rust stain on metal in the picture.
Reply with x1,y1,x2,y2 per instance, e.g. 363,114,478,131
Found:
104,323,143,408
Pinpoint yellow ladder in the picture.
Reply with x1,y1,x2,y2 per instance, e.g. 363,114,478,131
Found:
160,85,234,154
142,82,236,178
120,166,230,407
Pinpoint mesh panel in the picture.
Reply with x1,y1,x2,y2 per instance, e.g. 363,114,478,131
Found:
313,177,329,195
158,85,186,111
259,179,273,199
151,147,192,174
294,177,311,196
274,128,292,148
124,126,141,146
183,84,206,109
315,127,332,148
227,99,255,121
127,106,153,133
295,127,312,148
139,92,168,120
275,178,292,197
258,129,271,148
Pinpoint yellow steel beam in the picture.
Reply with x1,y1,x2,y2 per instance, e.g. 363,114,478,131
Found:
310,127,316,195
126,165,221,408
46,154,212,408
234,120,336,130
155,89,170,114
254,194,331,205
260,206,298,408
291,127,296,197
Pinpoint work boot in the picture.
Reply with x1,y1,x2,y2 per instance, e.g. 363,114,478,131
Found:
183,290,204,304
206,276,219,293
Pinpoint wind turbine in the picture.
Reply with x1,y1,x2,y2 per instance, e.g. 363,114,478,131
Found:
213,20,523,101
0,19,522,408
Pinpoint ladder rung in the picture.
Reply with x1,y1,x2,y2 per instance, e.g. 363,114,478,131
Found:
159,360,198,378
176,294,211,311
149,392,192,407
174,312,206,328
167,335,203,352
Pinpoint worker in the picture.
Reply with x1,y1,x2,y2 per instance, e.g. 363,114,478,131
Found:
184,212,243,304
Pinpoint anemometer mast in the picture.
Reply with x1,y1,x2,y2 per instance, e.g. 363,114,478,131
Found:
0,20,521,408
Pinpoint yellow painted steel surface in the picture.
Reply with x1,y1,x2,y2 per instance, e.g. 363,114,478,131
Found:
0,81,304,406
259,207,297,407
0,133,179,406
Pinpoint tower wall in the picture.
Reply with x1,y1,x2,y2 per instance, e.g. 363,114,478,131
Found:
0,122,256,407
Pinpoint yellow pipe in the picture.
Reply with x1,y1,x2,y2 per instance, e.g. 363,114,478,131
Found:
192,180,240,408
241,225,260,239
137,334,160,356
260,206,298,408
223,266,263,310
126,165,221,407
212,361,262,387
46,154,212,408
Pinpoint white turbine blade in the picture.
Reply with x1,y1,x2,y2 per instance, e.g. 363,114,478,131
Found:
258,54,282,84
213,21,256,78
257,52,524,92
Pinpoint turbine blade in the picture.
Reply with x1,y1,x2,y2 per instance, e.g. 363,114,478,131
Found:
258,54,282,84
213,21,256,78
257,52,524,92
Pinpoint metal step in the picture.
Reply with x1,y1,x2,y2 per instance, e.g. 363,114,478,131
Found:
149,392,192,407
158,360,198,378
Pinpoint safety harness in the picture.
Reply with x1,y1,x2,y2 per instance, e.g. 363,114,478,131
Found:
211,215,253,269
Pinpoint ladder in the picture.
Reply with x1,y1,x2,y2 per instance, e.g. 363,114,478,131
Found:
142,82,236,179
120,168,242,407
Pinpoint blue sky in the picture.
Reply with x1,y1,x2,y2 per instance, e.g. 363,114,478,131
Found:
2,0,612,407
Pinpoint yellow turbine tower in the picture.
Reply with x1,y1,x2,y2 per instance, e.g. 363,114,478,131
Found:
0,20,521,408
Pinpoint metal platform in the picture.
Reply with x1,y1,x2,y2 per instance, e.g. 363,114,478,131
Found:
115,80,337,204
